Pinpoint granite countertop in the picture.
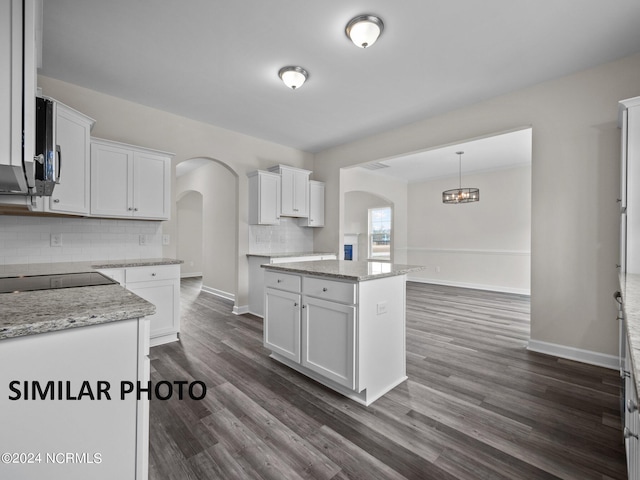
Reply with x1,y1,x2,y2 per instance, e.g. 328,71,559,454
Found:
620,273,640,394
0,258,182,341
0,258,183,278
0,284,155,341
262,259,425,281
247,252,337,258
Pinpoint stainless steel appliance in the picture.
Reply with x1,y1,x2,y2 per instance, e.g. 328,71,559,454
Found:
0,97,60,196
33,97,60,196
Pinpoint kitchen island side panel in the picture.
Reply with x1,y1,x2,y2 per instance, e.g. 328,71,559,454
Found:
358,274,407,398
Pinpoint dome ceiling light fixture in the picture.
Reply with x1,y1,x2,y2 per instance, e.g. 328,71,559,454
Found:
442,151,480,204
278,66,309,90
345,14,384,48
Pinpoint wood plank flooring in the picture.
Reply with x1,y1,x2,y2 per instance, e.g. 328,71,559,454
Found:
148,279,626,479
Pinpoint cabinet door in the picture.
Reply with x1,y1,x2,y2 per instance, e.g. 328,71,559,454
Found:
127,278,179,340
48,104,93,214
300,181,324,227
0,0,34,194
292,169,309,217
0,0,22,171
90,142,133,217
302,296,356,389
259,172,281,225
280,168,309,217
264,288,301,362
133,151,170,220
308,181,324,226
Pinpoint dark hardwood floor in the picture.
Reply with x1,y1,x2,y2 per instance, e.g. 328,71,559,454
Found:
148,278,626,480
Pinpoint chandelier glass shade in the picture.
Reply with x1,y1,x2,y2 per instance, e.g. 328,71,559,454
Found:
442,151,479,204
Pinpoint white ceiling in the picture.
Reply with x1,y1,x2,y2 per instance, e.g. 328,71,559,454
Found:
41,1,640,153
356,128,532,183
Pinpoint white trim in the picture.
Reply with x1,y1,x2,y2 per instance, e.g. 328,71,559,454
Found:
527,340,618,370
180,271,202,278
201,285,235,301
404,247,530,256
232,305,249,316
407,276,530,296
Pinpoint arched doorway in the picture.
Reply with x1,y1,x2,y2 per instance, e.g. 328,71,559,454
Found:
176,157,239,302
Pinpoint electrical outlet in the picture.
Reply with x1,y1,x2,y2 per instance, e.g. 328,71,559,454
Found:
139,234,147,246
376,301,388,315
162,234,170,246
50,233,62,247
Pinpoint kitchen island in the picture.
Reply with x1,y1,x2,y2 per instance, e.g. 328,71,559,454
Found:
262,260,424,406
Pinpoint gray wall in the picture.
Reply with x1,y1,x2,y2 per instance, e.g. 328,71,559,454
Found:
314,52,640,359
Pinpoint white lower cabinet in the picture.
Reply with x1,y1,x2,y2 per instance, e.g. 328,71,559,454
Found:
264,288,301,362
624,333,640,479
263,269,407,405
247,254,337,317
99,265,180,347
302,296,355,389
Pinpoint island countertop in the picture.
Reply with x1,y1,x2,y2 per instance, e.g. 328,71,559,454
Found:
261,259,425,281
0,258,182,341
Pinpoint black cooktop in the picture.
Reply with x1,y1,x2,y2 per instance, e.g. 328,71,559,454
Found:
0,272,117,294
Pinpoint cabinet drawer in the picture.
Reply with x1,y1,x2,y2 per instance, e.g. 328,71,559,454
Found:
264,271,301,292
303,277,356,304
125,265,180,283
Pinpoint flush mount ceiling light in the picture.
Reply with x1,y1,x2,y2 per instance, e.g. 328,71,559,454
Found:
442,151,480,204
345,15,384,48
278,66,308,90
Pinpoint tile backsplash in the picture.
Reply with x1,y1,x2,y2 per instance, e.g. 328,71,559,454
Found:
249,217,313,254
0,216,163,265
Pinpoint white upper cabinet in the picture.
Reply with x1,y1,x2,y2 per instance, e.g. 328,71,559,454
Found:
90,138,172,220
45,102,95,215
268,164,311,217
0,0,36,194
248,170,281,225
299,180,325,227
621,97,640,273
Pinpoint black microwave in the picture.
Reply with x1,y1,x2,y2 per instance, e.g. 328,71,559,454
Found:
34,96,61,196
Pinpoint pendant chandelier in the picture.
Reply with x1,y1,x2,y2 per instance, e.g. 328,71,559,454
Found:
442,151,479,204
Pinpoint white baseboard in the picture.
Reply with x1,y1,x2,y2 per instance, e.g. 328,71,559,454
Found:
406,276,530,296
201,285,235,302
232,305,249,316
527,339,618,370
180,272,202,278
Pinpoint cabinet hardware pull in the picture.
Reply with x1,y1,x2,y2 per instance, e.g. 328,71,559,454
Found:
302,305,306,309
621,368,631,379
294,302,298,307
322,287,328,292
624,427,639,440
617,198,622,203
128,207,133,211
53,198,60,203
134,208,138,211
614,291,622,304
616,264,621,269
628,399,638,413
277,279,282,283
151,273,156,277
